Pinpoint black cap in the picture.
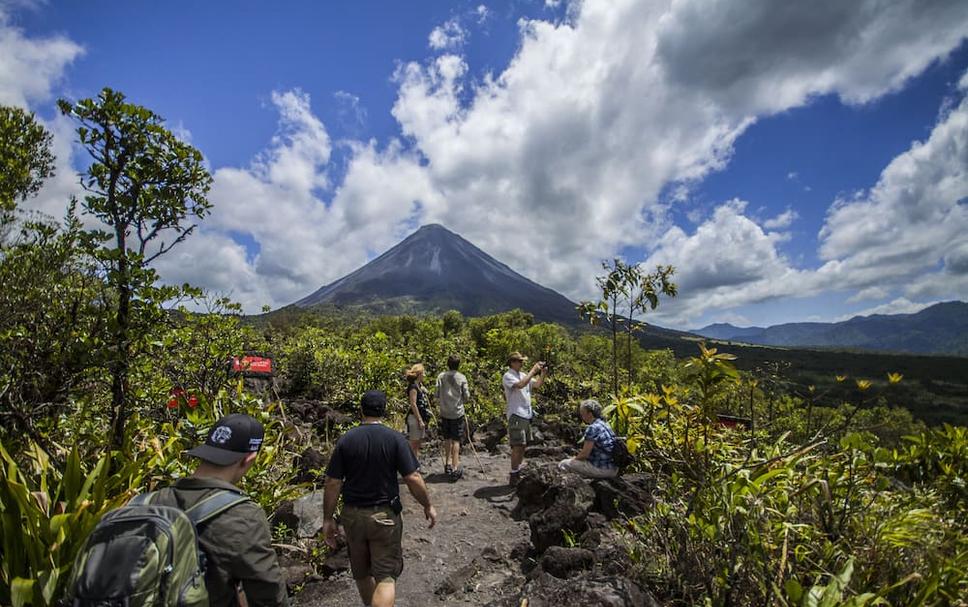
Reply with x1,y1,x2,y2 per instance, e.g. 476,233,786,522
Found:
361,390,387,417
186,413,265,466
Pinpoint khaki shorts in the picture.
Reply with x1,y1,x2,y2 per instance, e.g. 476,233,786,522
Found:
406,413,426,441
341,505,404,582
508,414,534,447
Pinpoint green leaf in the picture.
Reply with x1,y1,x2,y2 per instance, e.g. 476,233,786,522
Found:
11,577,35,607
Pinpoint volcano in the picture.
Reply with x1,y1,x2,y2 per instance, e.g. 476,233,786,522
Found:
293,224,582,324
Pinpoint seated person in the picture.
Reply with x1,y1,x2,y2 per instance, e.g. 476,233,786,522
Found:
558,399,619,479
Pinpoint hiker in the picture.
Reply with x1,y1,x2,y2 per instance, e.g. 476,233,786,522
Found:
502,351,547,486
323,390,437,607
405,363,431,459
436,354,471,480
146,414,290,606
558,399,619,479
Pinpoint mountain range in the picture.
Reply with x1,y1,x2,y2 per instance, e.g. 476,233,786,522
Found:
693,302,968,356
289,223,967,357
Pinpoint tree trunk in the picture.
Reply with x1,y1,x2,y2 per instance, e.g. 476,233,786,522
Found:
110,236,131,452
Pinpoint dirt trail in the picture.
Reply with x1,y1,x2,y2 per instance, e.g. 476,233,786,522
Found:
296,442,533,606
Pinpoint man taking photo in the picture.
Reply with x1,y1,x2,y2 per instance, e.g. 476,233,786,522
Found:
323,390,437,607
503,351,547,486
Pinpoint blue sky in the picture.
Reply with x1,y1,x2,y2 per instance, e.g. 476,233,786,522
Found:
5,0,968,329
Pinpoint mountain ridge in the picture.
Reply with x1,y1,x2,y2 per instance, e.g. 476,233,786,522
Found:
692,301,968,356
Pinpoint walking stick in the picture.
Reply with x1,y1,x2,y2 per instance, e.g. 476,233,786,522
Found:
464,411,488,477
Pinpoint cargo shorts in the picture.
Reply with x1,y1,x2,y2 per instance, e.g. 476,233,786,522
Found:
507,414,534,447
341,504,404,582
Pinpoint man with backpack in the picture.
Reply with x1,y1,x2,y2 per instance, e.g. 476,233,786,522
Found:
67,413,289,606
323,390,437,607
436,354,471,481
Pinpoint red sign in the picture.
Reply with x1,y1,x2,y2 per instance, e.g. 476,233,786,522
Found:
231,355,273,376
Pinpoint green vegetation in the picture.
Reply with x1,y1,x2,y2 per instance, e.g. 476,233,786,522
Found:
1,92,965,605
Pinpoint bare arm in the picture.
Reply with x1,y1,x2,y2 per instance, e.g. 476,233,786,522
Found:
511,363,543,389
322,477,342,548
403,471,437,528
532,365,548,389
409,387,424,427
322,476,342,521
575,440,595,461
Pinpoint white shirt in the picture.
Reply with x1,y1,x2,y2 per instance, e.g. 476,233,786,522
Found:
503,369,534,419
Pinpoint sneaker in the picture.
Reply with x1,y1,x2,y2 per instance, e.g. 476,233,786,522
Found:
450,467,463,482
444,464,453,475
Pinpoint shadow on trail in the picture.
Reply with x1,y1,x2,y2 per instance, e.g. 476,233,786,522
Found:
473,484,516,505
422,472,457,484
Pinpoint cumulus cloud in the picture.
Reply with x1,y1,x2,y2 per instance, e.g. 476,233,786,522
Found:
815,90,968,296
762,208,798,230
1,3,85,221
154,91,444,310
0,5,83,107
836,297,942,321
18,0,957,320
655,0,968,115
428,18,466,51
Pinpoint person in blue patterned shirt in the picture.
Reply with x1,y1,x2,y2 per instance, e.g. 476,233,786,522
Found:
558,399,619,478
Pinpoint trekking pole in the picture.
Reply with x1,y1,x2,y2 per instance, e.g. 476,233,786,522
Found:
464,412,488,478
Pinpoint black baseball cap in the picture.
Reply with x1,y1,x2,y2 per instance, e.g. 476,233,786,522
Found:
186,413,265,466
361,390,387,417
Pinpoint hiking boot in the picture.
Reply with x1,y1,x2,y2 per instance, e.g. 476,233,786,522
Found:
508,470,520,487
444,464,453,475
450,467,463,482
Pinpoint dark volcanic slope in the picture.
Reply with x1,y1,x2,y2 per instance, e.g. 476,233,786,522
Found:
294,224,581,324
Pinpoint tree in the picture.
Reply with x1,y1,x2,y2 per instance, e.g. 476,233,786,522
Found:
580,260,677,396
627,264,677,386
58,88,212,451
0,106,55,213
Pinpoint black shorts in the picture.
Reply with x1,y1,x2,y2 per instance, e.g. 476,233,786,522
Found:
440,416,465,441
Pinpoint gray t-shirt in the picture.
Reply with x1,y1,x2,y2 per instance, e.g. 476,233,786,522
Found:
436,370,470,419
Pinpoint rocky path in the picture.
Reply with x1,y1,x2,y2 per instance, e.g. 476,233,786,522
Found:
295,444,533,606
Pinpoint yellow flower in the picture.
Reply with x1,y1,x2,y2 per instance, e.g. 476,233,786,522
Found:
856,379,872,392
835,375,847,383
887,372,903,384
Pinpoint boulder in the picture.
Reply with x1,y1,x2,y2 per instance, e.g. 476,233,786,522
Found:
520,574,658,607
293,447,328,483
319,550,350,576
539,546,595,579
435,561,480,595
270,500,298,533
513,464,559,517
292,490,327,538
529,502,591,553
590,473,656,519
480,418,507,453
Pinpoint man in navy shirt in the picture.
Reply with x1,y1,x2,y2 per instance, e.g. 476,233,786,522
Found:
323,390,437,607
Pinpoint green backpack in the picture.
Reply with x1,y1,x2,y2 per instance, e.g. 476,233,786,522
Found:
67,489,249,607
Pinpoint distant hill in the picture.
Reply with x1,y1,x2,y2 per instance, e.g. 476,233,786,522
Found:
292,224,586,325
693,301,968,356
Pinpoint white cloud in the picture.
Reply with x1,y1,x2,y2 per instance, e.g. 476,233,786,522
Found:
0,5,83,107
476,5,489,24
847,286,889,304
115,0,968,317
816,90,968,295
762,208,798,230
154,92,444,310
428,18,466,51
836,298,941,321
